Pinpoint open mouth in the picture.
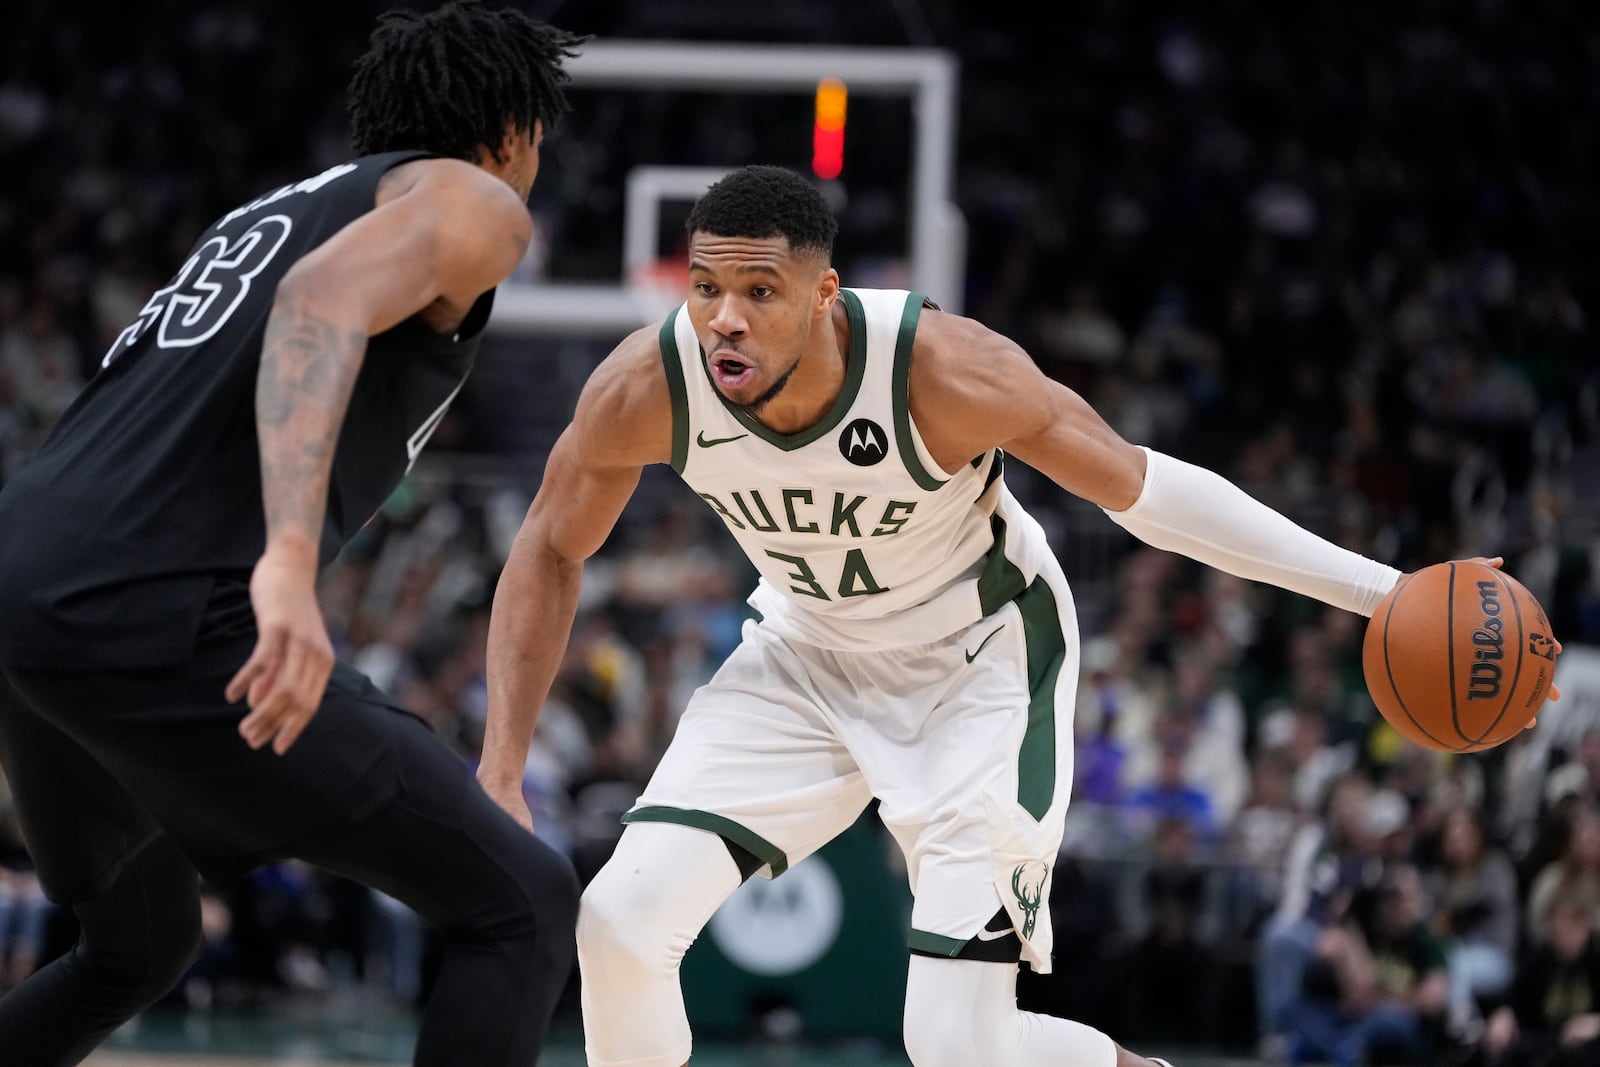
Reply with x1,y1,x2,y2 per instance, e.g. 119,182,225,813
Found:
712,354,756,389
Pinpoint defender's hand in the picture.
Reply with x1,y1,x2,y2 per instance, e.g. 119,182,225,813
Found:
227,539,334,755
479,772,537,834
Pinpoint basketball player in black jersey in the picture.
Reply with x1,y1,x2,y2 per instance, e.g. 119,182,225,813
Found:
0,4,584,1064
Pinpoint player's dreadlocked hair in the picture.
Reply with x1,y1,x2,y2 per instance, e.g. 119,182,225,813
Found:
347,0,586,161
686,165,839,260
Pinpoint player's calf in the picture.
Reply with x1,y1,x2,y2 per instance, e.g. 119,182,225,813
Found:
0,836,203,1066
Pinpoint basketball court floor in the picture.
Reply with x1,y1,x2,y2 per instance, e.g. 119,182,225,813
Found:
87,1050,1264,1067
80,1016,1261,1067
77,1007,1262,1066
80,1006,908,1066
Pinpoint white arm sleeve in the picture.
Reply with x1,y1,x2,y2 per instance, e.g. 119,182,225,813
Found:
1103,446,1402,617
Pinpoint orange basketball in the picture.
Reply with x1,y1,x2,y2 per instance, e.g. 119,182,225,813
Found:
1362,561,1560,753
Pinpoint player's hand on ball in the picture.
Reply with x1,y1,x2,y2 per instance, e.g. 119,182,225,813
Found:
228,537,335,755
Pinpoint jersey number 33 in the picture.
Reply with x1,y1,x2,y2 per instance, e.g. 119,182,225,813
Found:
102,215,294,369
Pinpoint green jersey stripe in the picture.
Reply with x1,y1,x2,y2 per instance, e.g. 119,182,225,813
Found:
659,310,690,472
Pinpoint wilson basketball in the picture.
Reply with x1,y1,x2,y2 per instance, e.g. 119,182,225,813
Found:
1362,561,1559,753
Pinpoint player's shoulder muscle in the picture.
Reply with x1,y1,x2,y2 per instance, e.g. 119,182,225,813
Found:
376,158,532,283
377,157,528,231
571,324,675,469
906,308,1055,458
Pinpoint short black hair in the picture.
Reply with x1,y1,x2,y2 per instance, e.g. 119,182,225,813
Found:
347,0,586,161
685,165,838,260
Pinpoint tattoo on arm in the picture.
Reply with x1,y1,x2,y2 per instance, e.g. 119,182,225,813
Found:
255,294,368,546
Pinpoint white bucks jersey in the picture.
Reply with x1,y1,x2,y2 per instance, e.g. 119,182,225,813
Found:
660,287,1058,650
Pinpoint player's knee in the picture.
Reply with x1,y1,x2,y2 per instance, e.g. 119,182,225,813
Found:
533,842,582,973
480,835,580,962
902,1005,982,1067
518,835,580,931
903,977,1117,1067
155,900,207,990
903,977,999,1067
578,823,742,988
77,874,203,999
577,860,677,975
575,869,635,968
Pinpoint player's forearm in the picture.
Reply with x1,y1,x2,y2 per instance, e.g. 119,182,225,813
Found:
255,287,368,554
479,535,584,792
1103,447,1401,616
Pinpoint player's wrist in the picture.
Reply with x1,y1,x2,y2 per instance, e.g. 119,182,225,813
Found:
262,529,320,568
475,760,523,794
478,776,526,804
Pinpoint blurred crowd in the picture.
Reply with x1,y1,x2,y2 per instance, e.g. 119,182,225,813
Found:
2,1,1599,1062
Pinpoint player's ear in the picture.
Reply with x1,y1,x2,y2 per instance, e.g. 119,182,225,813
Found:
496,126,519,164
486,121,529,165
815,267,840,315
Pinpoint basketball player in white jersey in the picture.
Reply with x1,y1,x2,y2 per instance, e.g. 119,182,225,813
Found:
477,164,1407,1067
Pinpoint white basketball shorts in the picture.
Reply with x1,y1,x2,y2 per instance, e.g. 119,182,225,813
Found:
623,560,1080,973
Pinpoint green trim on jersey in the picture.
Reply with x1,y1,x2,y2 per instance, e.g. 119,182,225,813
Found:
659,311,690,472
978,506,1061,817
981,449,1005,492
976,510,1029,618
908,924,1022,964
892,291,948,491
622,805,790,877
699,289,869,451
907,929,967,957
1015,577,1066,820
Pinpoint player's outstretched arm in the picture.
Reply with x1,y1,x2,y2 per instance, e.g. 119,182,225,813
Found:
232,161,532,755
910,311,1401,617
478,328,673,829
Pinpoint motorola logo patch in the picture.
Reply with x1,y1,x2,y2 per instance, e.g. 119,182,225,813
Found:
839,418,888,466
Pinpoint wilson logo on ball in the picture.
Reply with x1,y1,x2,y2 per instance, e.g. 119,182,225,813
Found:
1468,580,1505,701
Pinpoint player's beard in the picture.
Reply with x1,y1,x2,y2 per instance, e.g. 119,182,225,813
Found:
740,357,799,414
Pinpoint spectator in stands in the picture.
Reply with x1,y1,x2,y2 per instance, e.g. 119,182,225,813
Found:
1124,714,1220,844
1117,815,1216,1046
1223,748,1309,939
1480,893,1600,1067
0,765,49,990
1527,805,1600,945
1257,772,1387,1059
1516,764,1595,897
1422,806,1520,1038
1282,863,1448,1066
1140,649,1250,824
1071,633,1152,809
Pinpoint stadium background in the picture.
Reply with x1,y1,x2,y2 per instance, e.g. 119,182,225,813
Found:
1,1,1598,1064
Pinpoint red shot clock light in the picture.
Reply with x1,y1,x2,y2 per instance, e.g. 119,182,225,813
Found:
812,78,847,180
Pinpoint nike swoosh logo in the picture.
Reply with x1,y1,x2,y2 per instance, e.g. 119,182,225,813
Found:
964,626,1004,663
973,925,1016,942
696,431,749,448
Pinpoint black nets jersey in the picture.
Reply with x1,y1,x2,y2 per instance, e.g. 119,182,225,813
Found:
0,151,496,669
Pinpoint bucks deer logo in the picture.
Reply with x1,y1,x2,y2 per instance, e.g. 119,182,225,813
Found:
1011,861,1048,940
